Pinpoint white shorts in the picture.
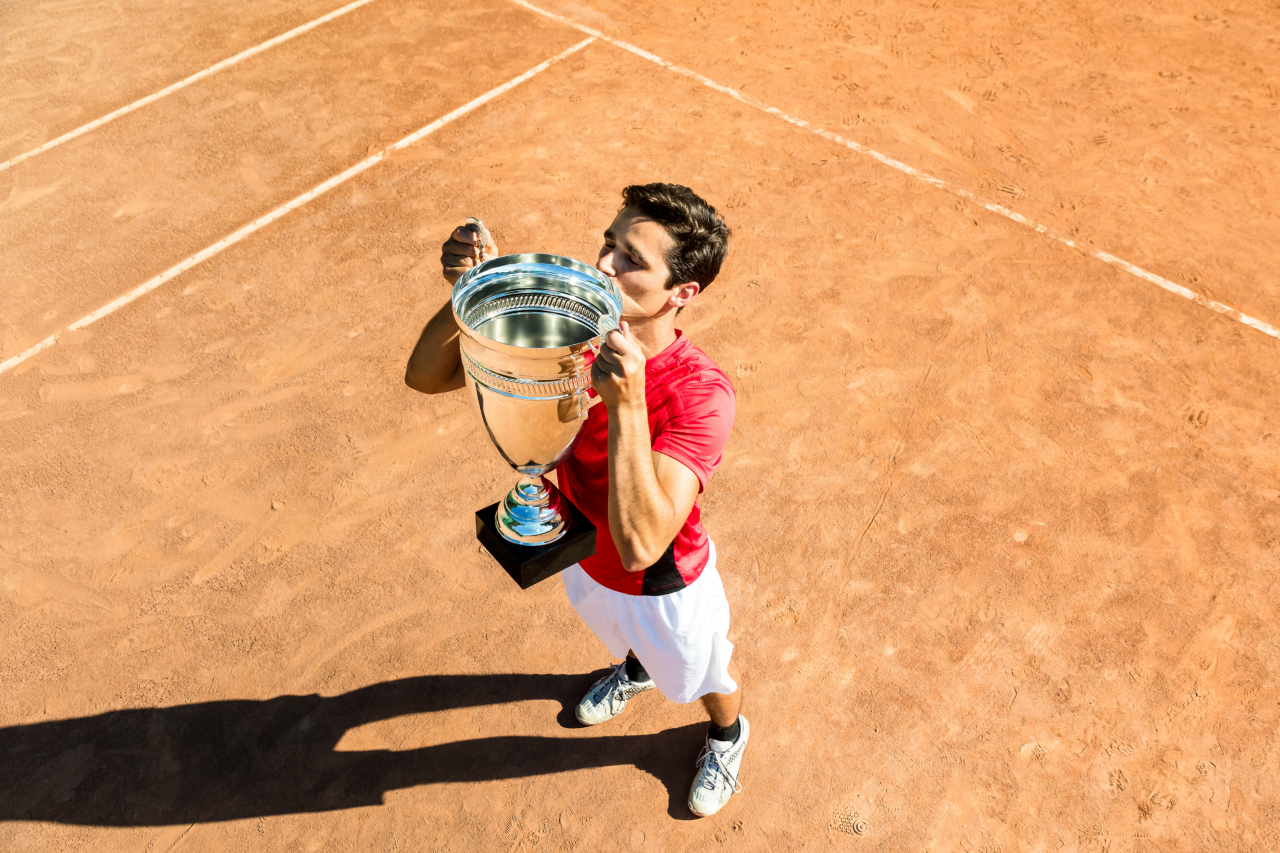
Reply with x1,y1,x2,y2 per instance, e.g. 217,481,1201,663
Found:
561,541,737,704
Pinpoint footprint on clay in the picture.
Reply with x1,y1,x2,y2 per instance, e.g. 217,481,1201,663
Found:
829,806,869,836
1179,404,1209,428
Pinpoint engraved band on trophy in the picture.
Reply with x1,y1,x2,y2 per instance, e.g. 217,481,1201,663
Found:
452,253,623,589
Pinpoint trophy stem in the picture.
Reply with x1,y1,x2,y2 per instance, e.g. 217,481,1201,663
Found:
495,476,568,545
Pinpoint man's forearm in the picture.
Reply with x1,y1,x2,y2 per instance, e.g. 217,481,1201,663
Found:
607,401,676,571
405,300,464,393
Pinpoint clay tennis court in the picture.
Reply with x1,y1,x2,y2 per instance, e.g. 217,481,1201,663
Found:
2,0,1278,849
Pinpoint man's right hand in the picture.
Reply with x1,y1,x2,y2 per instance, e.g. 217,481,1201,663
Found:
440,225,498,285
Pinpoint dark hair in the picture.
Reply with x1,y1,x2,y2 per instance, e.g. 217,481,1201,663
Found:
621,183,731,293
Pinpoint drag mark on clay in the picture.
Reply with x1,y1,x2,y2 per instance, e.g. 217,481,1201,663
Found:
510,0,1280,342
0,0,386,173
849,366,931,558
853,468,894,554
0,37,596,377
289,601,444,690
190,509,280,586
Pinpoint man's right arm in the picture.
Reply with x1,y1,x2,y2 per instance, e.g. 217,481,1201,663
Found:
404,225,496,394
404,299,465,393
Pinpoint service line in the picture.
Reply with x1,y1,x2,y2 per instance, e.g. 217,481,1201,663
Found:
510,0,1280,342
0,0,383,174
0,37,596,376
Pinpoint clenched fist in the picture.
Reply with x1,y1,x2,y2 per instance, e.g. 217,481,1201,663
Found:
590,321,647,410
439,222,498,285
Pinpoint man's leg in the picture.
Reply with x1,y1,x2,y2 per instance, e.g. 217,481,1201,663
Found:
625,650,741,728
689,660,747,818
700,660,742,726
563,568,658,726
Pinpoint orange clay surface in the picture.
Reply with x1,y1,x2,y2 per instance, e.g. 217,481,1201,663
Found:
2,1,1279,850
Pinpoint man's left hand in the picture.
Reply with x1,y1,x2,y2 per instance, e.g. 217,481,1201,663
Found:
590,321,646,409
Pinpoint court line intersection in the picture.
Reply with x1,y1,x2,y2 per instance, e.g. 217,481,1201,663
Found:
509,0,1280,342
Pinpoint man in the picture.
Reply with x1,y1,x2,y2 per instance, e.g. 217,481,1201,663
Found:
405,184,746,817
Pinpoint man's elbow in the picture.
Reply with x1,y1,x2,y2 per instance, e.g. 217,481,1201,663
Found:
619,542,664,573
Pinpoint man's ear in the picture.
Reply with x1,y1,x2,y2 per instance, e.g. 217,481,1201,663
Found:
669,281,701,309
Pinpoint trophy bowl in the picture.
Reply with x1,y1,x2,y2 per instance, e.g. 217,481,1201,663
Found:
452,254,622,585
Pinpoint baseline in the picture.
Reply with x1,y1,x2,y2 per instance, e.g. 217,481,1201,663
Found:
0,0,383,174
510,0,1280,342
0,38,596,376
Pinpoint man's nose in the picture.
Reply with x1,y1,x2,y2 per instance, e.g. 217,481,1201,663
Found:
596,249,616,278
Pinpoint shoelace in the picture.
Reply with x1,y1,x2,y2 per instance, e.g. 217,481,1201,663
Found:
592,664,631,712
695,743,743,794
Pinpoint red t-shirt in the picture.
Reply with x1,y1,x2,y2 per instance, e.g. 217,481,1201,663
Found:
558,331,735,596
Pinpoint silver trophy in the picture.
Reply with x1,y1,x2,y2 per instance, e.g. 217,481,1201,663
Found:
452,253,622,587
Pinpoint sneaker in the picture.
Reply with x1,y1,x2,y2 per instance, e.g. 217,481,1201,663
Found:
574,662,656,726
688,715,750,817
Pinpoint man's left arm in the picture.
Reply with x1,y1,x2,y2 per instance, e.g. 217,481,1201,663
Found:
592,324,701,572
609,403,701,572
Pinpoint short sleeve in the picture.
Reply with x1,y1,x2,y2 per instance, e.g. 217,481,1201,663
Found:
651,375,736,492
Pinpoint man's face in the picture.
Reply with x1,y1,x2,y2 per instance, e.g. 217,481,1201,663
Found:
596,207,694,320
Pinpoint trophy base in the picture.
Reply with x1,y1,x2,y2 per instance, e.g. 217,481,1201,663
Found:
476,497,596,589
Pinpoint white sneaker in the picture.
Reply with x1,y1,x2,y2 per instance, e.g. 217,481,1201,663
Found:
688,715,749,817
575,662,656,726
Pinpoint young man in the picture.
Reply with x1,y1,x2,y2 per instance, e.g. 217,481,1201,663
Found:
405,184,746,817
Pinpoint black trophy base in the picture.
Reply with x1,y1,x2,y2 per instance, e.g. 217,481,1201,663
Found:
475,499,597,590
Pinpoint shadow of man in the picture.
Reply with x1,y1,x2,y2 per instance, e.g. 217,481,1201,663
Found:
0,672,707,826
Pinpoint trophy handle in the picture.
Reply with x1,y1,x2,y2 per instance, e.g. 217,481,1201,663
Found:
574,387,601,419
573,315,617,419
585,317,620,358
595,314,620,339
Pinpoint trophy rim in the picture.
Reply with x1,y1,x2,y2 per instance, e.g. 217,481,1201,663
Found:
451,253,624,358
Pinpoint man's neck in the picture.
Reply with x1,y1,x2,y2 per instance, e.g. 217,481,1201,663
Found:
624,311,680,359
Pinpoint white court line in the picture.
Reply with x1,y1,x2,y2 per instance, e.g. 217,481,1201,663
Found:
0,37,596,376
0,0,383,174
511,0,1280,341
